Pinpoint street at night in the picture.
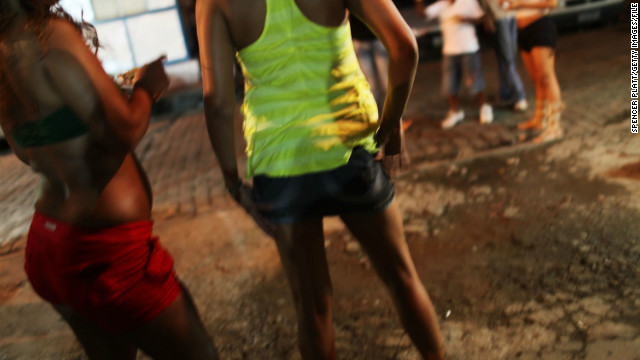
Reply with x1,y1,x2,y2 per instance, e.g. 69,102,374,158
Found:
1,18,638,360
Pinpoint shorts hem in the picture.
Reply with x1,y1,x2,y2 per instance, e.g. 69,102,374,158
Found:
113,281,181,333
254,148,395,225
267,191,395,225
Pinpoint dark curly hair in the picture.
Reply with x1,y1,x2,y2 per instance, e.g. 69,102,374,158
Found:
0,0,99,132
0,0,98,50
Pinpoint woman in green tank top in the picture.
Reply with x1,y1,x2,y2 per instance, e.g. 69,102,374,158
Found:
197,0,445,358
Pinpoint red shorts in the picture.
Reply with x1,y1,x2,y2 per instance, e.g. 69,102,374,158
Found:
24,212,181,333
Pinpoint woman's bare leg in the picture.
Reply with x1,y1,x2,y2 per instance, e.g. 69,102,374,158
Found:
340,201,445,360
531,46,561,104
274,218,336,360
518,50,546,130
56,282,217,360
126,286,219,360
54,305,138,360
530,46,564,141
447,94,459,112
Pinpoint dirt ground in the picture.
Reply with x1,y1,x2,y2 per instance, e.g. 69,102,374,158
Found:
1,119,639,360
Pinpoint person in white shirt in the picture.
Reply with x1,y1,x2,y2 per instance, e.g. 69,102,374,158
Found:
422,0,494,129
479,0,528,112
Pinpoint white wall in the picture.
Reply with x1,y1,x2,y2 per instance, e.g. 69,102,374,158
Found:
58,0,188,76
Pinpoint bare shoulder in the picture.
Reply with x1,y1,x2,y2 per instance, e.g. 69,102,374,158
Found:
42,19,101,70
196,0,233,28
46,18,83,45
39,19,115,123
197,0,229,13
42,19,93,64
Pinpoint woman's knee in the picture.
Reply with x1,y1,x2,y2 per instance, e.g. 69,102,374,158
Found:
294,290,333,321
378,260,420,298
536,71,553,89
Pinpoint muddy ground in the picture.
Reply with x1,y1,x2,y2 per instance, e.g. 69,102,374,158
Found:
1,119,638,360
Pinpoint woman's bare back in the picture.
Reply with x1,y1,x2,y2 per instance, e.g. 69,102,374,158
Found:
0,18,153,228
221,0,347,50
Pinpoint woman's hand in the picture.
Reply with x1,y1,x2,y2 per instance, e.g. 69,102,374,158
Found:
133,56,170,102
374,116,400,150
375,123,410,176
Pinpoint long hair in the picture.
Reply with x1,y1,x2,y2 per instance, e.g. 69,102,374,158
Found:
0,0,99,50
0,0,99,132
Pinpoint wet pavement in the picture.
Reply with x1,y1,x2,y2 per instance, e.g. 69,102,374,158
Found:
0,23,638,360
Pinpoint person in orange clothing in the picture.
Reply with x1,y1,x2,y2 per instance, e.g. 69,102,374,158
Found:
503,0,564,142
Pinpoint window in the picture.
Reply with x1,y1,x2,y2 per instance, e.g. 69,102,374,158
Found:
125,10,188,66
59,0,95,21
91,0,147,20
59,0,189,75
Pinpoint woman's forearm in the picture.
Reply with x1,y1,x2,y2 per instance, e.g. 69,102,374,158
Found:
377,35,418,150
510,0,558,10
203,95,240,189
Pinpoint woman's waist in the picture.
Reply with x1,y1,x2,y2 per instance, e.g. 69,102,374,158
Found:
248,138,378,178
244,83,361,106
515,10,549,27
35,179,151,228
244,62,370,104
244,86,377,123
246,108,379,150
30,211,153,238
27,212,155,267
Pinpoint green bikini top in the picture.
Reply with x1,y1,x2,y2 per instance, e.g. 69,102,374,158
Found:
11,106,89,148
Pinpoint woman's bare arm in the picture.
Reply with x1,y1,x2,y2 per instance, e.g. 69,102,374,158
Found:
196,0,241,190
502,0,558,10
346,0,419,155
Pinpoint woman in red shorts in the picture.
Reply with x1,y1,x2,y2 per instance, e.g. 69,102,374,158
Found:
0,1,218,358
503,0,564,142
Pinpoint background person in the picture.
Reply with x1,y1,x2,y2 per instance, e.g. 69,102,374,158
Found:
0,1,218,359
503,0,564,141
422,0,495,129
196,0,445,358
479,0,528,112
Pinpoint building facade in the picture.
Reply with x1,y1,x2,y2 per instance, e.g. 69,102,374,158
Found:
60,0,198,84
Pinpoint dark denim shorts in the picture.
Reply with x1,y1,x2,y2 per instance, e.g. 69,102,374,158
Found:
518,16,557,52
252,147,395,224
